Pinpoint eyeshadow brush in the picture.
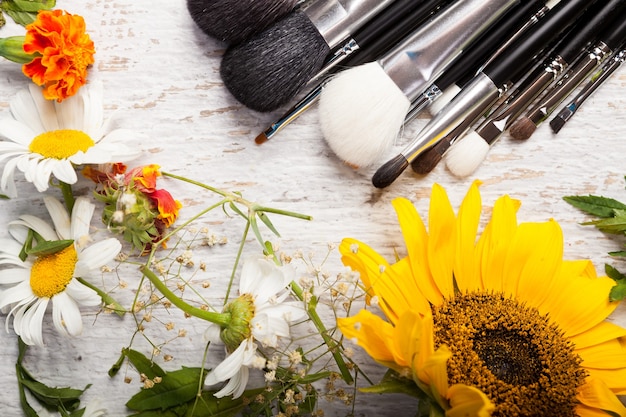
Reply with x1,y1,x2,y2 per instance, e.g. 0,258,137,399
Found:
372,0,599,188
220,0,399,112
509,9,626,141
550,48,626,133
318,0,521,168
445,0,626,177
186,0,307,44
255,0,449,144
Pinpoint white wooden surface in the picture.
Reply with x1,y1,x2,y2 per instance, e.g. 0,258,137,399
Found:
0,1,625,415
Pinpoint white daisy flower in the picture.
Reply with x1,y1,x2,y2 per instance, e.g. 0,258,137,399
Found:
204,258,305,398
0,80,141,197
0,196,122,346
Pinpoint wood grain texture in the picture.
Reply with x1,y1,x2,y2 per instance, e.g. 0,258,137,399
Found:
0,1,625,415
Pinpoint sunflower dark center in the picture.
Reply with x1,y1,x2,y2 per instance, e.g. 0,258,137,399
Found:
432,292,587,417
473,328,541,386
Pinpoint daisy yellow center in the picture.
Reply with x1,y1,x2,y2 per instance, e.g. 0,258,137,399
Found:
29,129,95,159
433,292,587,417
30,246,78,298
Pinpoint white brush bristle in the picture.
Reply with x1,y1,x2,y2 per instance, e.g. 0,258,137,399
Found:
318,62,411,168
428,84,461,116
444,131,490,178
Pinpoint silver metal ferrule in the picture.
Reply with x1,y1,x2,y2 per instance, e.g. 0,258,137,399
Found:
308,37,360,85
527,43,613,124
476,56,568,144
379,0,519,102
401,72,501,162
303,0,395,48
404,84,443,125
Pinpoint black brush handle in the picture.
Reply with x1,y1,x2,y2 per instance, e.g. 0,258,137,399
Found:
483,0,600,86
343,0,451,67
434,0,546,92
601,8,626,50
556,0,626,63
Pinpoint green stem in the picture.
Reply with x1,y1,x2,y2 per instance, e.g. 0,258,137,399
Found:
161,171,230,198
76,277,126,317
141,265,231,327
290,281,354,385
224,221,250,304
59,181,75,213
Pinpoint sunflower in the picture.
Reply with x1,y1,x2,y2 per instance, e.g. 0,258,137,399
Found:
0,80,141,197
0,196,121,346
338,181,626,416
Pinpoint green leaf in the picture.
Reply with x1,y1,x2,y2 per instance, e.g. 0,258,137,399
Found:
184,388,266,417
126,367,206,411
123,348,166,379
563,195,626,218
605,264,626,302
360,370,427,400
257,212,281,238
585,211,626,234
4,0,56,12
609,250,626,257
19,379,87,410
26,239,74,257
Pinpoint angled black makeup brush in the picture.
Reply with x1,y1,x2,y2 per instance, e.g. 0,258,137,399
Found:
186,0,302,44
317,0,521,168
446,0,626,177
550,48,626,133
372,0,599,188
255,0,450,144
220,0,398,112
509,6,626,141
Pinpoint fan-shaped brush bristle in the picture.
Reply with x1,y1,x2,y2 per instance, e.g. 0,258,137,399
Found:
318,62,411,168
444,131,490,178
186,0,298,44
509,117,537,140
220,11,330,112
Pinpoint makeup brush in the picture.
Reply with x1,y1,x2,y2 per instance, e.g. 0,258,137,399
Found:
445,0,626,177
255,0,450,144
318,0,521,169
550,48,626,133
509,8,626,141
404,0,552,131
220,0,398,112
372,0,599,188
422,0,558,119
186,0,303,44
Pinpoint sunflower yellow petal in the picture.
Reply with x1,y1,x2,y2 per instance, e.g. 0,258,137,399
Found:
416,345,451,408
576,404,623,417
536,274,618,337
475,194,519,291
338,310,394,363
392,197,443,305
446,384,495,417
504,220,563,305
427,184,456,299
586,367,626,394
385,257,431,318
394,311,424,368
577,338,626,369
570,321,626,349
454,180,482,293
577,377,626,416
340,238,390,301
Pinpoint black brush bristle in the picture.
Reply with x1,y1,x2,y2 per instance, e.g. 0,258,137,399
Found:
372,155,409,189
410,139,450,174
220,11,330,112
187,0,298,44
549,115,566,134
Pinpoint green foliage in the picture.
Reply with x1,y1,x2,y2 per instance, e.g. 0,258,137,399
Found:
16,338,91,417
0,0,55,26
564,178,626,301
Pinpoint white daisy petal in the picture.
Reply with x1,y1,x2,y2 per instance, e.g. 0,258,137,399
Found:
75,238,121,276
0,118,36,145
65,279,100,306
53,291,83,336
15,298,48,347
0,268,30,285
69,197,95,242
27,83,60,132
10,215,59,241
0,238,26,258
0,280,34,311
51,159,78,185
44,196,72,239
214,366,249,398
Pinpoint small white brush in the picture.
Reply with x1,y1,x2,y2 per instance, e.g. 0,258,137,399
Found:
318,0,520,168
444,131,491,178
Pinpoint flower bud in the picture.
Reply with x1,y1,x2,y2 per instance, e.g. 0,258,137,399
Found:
0,36,35,64
220,294,255,352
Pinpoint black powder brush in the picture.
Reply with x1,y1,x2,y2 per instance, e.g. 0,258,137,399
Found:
186,0,304,44
220,0,398,112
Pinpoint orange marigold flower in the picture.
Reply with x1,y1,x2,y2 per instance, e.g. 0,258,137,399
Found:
128,164,161,192
150,189,183,228
22,9,95,102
